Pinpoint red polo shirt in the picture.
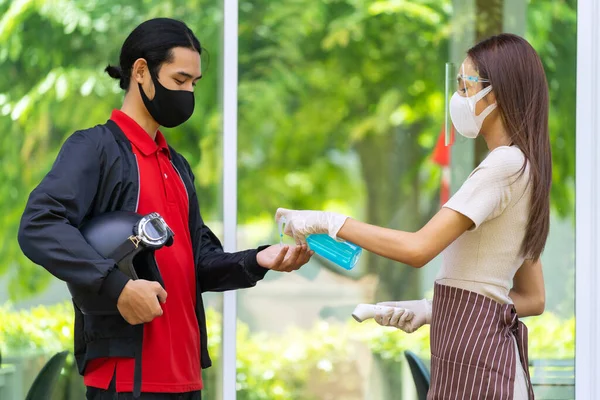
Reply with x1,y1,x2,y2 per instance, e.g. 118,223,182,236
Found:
84,110,203,393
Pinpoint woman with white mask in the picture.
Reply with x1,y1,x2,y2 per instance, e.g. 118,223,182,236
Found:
276,33,550,399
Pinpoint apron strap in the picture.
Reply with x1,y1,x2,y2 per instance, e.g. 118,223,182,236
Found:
505,305,535,400
515,320,535,399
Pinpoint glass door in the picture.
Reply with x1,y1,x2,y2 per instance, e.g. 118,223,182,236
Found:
230,0,577,399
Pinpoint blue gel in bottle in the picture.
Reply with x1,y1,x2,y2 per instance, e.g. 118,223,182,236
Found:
305,234,362,270
278,216,362,270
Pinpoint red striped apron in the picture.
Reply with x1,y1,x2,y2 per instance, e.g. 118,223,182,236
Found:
428,283,535,400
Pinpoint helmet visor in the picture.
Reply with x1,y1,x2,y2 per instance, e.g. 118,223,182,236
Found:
137,213,172,247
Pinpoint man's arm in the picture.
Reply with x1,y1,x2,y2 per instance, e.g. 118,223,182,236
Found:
187,186,270,293
179,155,312,293
178,154,269,292
18,131,130,302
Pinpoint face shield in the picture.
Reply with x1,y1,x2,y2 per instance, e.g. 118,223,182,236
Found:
445,62,497,140
444,62,458,146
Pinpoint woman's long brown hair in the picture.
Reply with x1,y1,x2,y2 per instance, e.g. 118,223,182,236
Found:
468,33,552,260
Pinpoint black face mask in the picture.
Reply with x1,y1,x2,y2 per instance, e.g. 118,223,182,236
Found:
139,70,195,128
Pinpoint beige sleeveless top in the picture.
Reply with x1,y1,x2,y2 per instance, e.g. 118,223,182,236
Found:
436,146,532,304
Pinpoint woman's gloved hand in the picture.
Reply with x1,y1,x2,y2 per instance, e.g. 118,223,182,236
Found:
374,299,432,333
275,208,348,244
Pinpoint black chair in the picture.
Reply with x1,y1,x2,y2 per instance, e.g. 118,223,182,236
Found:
25,350,69,400
404,350,430,400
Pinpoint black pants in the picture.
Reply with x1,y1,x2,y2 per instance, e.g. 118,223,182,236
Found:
86,374,202,400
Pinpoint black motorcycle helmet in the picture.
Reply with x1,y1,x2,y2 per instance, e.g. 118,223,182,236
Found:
68,211,174,315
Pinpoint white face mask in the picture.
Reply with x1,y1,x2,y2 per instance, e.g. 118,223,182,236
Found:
449,85,497,139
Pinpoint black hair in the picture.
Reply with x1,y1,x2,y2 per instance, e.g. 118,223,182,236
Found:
105,18,202,91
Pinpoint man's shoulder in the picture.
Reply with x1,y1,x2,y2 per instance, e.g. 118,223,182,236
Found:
65,122,116,149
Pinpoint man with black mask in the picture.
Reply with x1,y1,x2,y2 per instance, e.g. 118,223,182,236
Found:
18,18,312,400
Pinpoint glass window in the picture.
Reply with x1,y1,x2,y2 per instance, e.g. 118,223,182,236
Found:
235,0,576,399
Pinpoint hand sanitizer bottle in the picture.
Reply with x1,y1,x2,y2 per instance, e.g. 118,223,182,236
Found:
305,234,362,270
278,217,362,270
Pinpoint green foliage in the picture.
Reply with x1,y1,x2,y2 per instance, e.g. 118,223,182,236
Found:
525,313,575,360
0,0,578,301
527,0,577,220
0,302,575,399
0,0,224,299
236,0,451,219
0,302,73,355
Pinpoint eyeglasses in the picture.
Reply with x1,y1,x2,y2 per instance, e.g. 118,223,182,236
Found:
457,74,490,84
456,74,491,94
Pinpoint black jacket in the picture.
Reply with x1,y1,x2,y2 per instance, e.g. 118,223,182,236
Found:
18,119,269,383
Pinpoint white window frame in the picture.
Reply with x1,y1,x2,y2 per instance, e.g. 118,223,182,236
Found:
576,0,600,398
222,0,239,398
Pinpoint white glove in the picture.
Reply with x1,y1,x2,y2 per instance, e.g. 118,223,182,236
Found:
374,299,432,333
275,208,348,244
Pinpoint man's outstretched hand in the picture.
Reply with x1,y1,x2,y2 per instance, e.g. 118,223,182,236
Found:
257,244,314,272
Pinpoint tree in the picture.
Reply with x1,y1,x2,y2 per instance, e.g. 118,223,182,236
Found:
0,0,225,298
527,0,577,219
0,0,578,302
236,0,451,300
0,0,450,301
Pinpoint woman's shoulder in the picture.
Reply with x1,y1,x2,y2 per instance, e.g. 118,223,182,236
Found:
486,145,525,163
463,146,528,187
480,145,526,174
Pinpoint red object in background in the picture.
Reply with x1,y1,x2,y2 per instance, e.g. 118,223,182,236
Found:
432,125,454,166
432,125,454,205
438,168,451,206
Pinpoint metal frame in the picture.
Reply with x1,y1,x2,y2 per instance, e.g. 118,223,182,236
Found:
576,0,600,397
222,0,239,398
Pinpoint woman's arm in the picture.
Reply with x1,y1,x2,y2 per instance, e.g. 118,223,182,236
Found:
509,259,545,317
336,208,474,268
